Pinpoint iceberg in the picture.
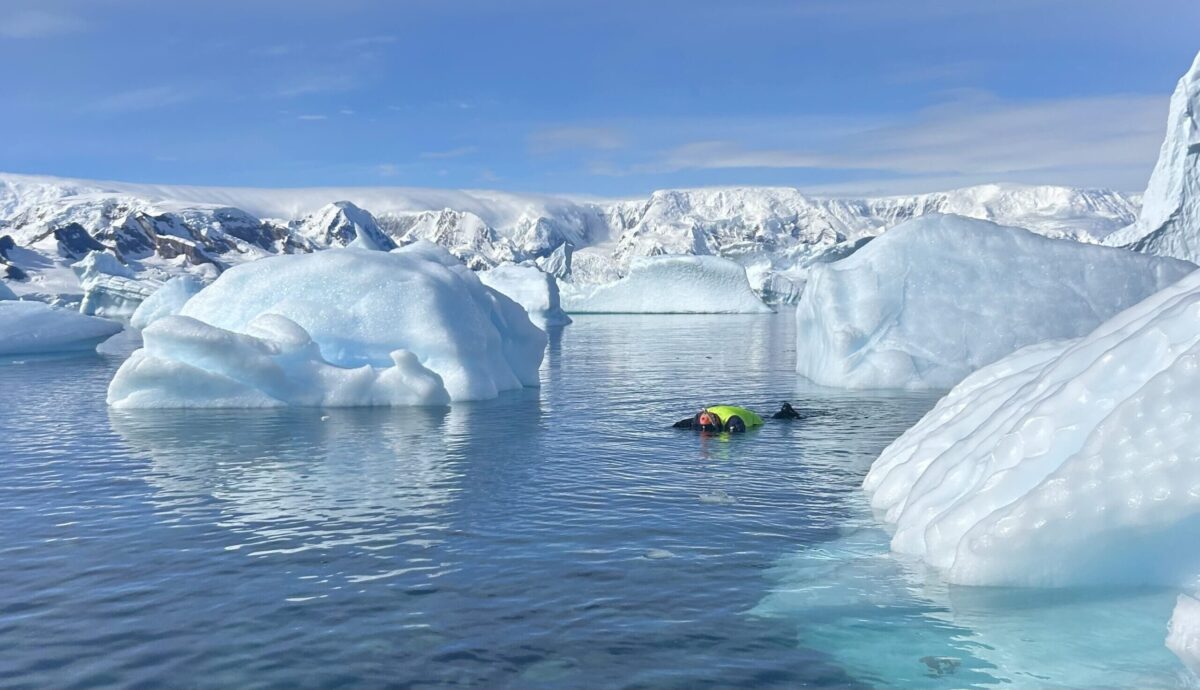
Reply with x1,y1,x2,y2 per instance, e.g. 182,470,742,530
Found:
864,267,1200,587
1168,595,1200,675
129,275,206,330
477,262,571,327
108,247,546,408
796,214,1195,390
0,300,122,356
0,280,15,301
560,254,772,314
72,250,159,319
1105,50,1200,262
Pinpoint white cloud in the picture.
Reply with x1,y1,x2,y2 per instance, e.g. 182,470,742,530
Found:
0,9,87,39
629,92,1167,191
420,146,477,159
88,86,196,113
528,126,627,154
297,114,328,121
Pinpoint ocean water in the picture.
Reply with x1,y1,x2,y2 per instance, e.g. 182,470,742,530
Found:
0,314,1191,689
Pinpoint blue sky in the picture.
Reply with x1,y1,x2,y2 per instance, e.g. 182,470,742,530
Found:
2,0,1198,196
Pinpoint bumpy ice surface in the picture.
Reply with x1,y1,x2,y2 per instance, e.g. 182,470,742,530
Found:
864,267,1200,587
476,262,571,327
796,214,1195,389
108,247,546,408
560,254,771,314
130,275,206,330
0,300,122,356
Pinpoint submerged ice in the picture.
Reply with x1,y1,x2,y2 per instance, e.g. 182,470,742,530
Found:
107,247,546,408
795,214,1195,390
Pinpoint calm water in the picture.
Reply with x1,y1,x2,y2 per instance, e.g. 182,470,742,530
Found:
0,315,1191,689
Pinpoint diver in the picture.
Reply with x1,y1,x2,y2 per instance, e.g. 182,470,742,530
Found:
673,402,801,433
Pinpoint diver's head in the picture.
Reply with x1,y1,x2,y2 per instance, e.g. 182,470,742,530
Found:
696,411,721,432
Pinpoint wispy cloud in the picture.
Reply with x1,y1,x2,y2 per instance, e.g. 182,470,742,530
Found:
0,9,87,39
88,86,196,113
420,146,478,159
621,92,1166,191
343,35,396,48
275,74,359,98
375,163,401,177
296,114,328,121
528,126,627,154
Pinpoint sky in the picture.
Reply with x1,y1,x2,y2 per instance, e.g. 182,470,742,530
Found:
2,0,1198,197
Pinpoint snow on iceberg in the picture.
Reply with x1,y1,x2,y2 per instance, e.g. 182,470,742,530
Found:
0,300,122,356
129,275,206,330
864,267,1200,587
477,262,571,327
560,254,772,314
796,214,1195,390
107,247,545,408
1106,50,1200,262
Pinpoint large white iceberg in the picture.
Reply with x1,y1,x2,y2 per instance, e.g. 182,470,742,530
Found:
796,214,1195,390
864,267,1200,587
107,247,546,408
0,300,123,356
560,254,772,314
477,262,571,327
129,275,206,330
1105,50,1200,262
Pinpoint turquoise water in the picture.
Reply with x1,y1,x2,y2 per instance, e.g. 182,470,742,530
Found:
0,314,1190,688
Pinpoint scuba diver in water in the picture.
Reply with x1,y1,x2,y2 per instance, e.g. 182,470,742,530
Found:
673,402,802,433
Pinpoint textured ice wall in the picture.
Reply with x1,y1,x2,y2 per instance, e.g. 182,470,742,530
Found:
796,214,1195,389
108,247,546,407
477,262,572,327
865,268,1200,586
560,254,772,314
0,300,122,356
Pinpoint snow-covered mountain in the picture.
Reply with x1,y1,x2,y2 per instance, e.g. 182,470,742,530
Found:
0,171,1140,309
1105,51,1200,262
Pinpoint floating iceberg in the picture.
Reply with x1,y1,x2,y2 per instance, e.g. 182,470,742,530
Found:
108,247,546,408
129,275,206,330
0,300,123,356
560,254,771,314
1168,595,1200,675
1106,50,1200,262
796,214,1195,390
477,262,571,327
864,267,1200,587
72,250,159,319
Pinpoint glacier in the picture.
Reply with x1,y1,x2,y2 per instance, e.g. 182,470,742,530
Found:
862,266,1200,587
476,262,572,327
0,172,1143,310
107,247,545,408
560,254,772,314
0,300,123,357
795,214,1195,390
